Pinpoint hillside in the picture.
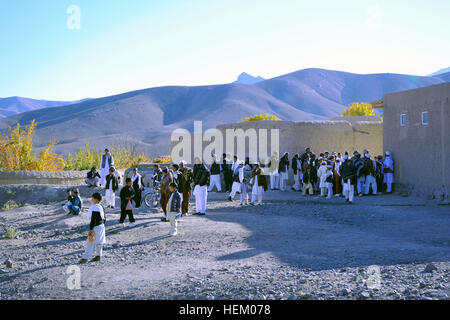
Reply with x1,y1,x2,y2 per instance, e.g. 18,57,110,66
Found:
0,68,446,156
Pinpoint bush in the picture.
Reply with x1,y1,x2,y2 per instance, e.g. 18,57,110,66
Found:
64,144,151,171
241,114,280,122
5,226,19,239
0,121,64,171
2,200,20,211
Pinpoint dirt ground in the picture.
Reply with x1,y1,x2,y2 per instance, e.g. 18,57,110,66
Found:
0,187,449,300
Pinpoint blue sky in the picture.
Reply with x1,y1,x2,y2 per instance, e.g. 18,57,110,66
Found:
1,0,449,100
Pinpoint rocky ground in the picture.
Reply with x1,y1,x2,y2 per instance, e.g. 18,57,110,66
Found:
0,186,449,300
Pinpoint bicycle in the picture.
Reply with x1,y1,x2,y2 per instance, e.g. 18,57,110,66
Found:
143,181,161,209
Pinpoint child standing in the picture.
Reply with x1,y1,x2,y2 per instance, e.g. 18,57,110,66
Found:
240,178,249,205
80,193,106,264
119,178,136,227
302,167,314,196
325,165,334,199
166,183,181,236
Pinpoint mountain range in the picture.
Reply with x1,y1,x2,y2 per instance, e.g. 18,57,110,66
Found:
0,97,90,119
233,72,266,84
0,68,449,157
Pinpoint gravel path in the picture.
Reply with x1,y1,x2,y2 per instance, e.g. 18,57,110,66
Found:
0,188,449,300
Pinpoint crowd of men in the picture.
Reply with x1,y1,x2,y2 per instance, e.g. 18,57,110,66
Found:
74,147,395,262
75,147,394,241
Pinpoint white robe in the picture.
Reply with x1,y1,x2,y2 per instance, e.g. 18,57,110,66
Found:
100,155,114,186
82,203,106,259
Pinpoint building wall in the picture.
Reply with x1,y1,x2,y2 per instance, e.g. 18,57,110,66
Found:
383,82,450,200
215,119,383,162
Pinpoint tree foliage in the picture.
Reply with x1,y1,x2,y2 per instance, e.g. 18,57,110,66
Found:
241,114,281,122
0,121,64,171
0,121,151,171
341,102,375,117
152,155,172,163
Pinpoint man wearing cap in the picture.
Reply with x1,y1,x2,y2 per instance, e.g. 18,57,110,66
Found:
383,151,395,193
86,166,101,187
100,148,114,186
229,160,244,201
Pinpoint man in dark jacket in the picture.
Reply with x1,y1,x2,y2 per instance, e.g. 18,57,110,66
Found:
341,153,356,204
291,154,302,191
222,153,233,193
352,151,366,197
193,158,210,215
178,161,194,216
279,152,289,191
119,178,136,227
105,167,119,209
208,155,222,192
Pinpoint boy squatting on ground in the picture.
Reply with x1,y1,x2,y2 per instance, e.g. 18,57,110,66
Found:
166,182,182,236
62,188,83,215
80,192,106,263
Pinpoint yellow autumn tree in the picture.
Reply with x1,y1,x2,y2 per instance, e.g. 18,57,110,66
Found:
0,120,64,171
341,102,375,117
153,155,172,163
241,114,281,122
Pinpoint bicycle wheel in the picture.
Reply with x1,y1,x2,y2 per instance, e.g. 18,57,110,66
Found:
144,192,159,209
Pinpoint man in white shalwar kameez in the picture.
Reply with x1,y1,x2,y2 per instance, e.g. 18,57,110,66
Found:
251,163,266,205
80,193,106,263
269,152,280,190
383,151,395,193
228,160,244,201
99,148,114,187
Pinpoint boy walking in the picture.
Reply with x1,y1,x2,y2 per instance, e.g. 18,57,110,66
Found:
119,178,136,227
240,178,249,205
80,193,106,264
166,183,181,236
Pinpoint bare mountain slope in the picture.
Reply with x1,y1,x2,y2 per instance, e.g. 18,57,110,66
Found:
0,68,446,156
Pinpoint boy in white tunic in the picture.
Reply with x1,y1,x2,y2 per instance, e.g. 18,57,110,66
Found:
80,193,106,263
